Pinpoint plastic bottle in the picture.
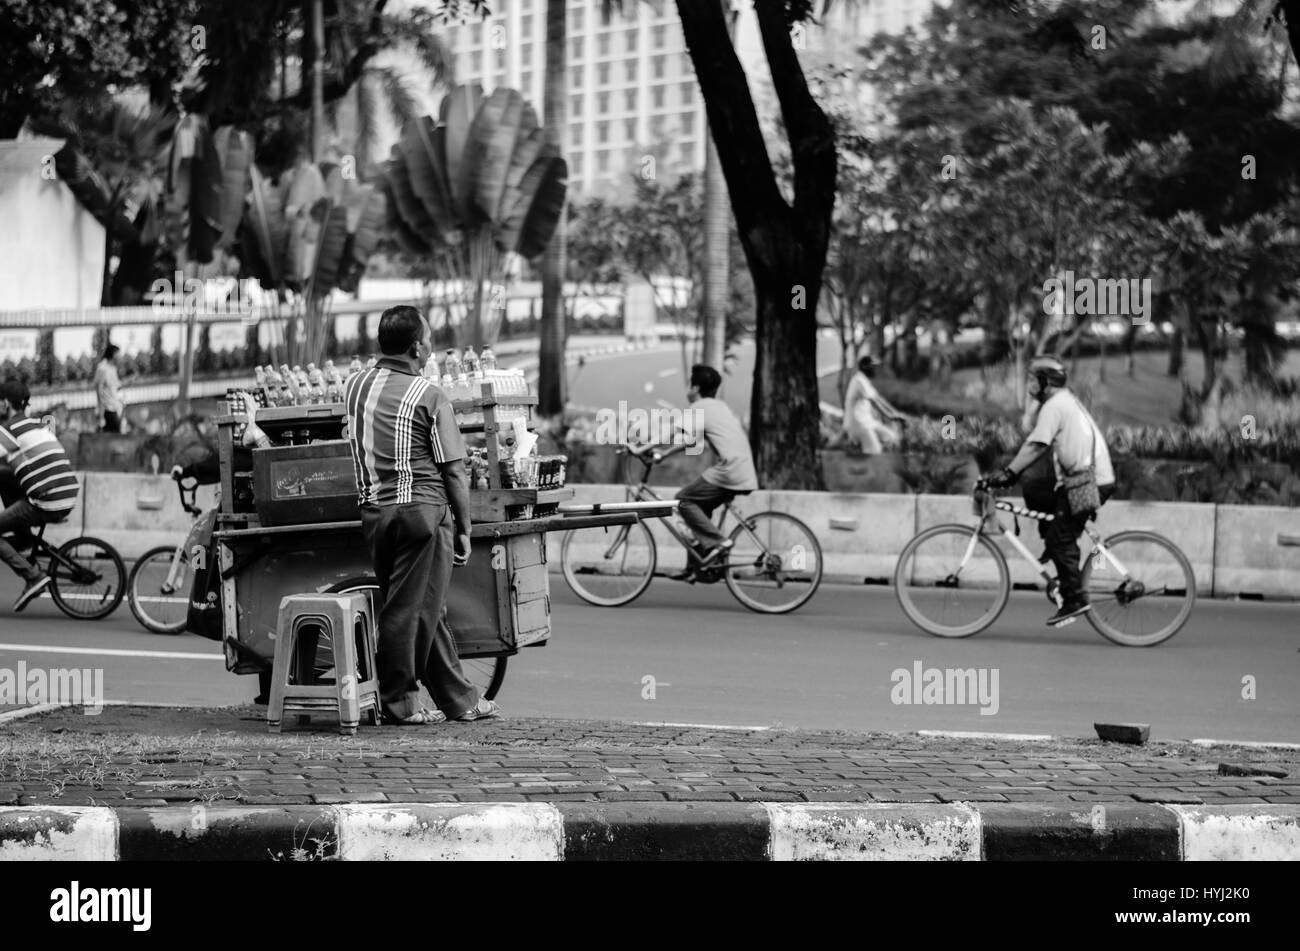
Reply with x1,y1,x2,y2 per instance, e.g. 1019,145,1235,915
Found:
306,364,326,404
349,355,363,379
443,349,464,400
293,366,311,403
479,346,497,373
323,360,342,402
423,352,440,381
463,347,481,380
278,364,300,404
253,366,270,406
366,355,377,370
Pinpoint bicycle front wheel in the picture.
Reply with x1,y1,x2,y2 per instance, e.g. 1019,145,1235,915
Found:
894,525,1009,637
724,512,823,614
127,545,191,634
327,578,507,701
560,521,657,607
49,536,126,620
1082,531,1196,647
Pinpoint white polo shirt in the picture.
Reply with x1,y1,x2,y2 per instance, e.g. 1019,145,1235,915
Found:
1026,389,1115,487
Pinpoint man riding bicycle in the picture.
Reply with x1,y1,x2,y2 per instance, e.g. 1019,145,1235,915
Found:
0,380,80,612
985,355,1116,627
675,364,758,571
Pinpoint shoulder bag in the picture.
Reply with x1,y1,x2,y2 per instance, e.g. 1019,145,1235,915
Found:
1061,395,1101,517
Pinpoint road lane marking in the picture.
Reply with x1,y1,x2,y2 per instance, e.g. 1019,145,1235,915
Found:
658,368,678,378
632,721,771,732
1191,738,1300,750
0,703,70,724
918,730,1054,741
0,643,223,660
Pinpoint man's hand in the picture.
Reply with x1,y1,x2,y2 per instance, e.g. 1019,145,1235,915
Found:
985,467,1018,489
453,531,471,567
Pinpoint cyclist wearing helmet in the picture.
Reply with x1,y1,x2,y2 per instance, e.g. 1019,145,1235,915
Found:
986,355,1115,626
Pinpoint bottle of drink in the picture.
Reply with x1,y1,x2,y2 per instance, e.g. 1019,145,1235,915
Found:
366,355,377,370
479,346,497,373
293,366,312,403
441,349,462,400
423,352,440,381
253,366,270,406
323,360,341,402
349,355,363,379
278,364,300,404
463,347,481,379
306,364,326,404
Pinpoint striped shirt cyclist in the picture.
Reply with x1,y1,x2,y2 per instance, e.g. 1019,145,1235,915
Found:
0,416,80,517
343,356,466,507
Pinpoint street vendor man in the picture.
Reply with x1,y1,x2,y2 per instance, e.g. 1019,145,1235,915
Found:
333,306,500,724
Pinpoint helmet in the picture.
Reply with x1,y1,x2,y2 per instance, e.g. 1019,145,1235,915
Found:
1028,355,1067,388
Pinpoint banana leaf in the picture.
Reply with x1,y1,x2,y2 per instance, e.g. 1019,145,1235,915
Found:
494,126,544,244
321,161,346,203
212,127,253,252
386,151,443,248
285,162,328,285
339,187,386,293
401,117,459,245
466,87,525,225
442,83,484,225
245,164,288,288
187,116,224,265
377,174,427,257
309,200,350,297
499,145,567,259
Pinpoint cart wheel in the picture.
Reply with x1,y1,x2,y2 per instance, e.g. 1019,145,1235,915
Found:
326,577,508,701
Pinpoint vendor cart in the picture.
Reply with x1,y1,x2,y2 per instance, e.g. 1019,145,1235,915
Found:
211,380,670,702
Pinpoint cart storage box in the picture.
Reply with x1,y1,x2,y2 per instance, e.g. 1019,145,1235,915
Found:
252,441,360,526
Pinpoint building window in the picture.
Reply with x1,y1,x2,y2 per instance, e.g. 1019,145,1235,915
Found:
652,55,665,79
571,36,584,60
597,151,610,173
597,91,610,114
571,66,582,88
625,28,638,52
680,141,694,162
495,48,506,70
597,120,609,144
624,89,636,111
625,60,637,82
521,70,533,91
650,115,665,137
471,23,482,45
571,124,582,147
471,50,483,73
652,86,665,108
522,43,533,67
680,52,692,73
598,62,610,85
680,111,695,134
624,118,636,141
653,25,667,49
570,94,582,115
570,7,584,32
650,0,667,17
680,82,694,105
598,32,611,57
571,153,584,177
521,14,534,37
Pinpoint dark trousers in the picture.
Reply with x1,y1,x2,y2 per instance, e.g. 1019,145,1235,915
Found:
102,411,121,433
0,498,48,583
675,477,734,547
361,502,477,720
1023,479,1116,604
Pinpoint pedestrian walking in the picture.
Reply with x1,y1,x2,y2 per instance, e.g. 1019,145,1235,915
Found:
95,344,124,433
342,305,499,725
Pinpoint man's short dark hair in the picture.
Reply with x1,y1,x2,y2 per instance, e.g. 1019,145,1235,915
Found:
103,343,120,360
378,306,426,355
690,364,722,398
0,378,31,410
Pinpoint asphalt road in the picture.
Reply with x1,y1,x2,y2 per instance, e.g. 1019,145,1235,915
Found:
1,572,1295,743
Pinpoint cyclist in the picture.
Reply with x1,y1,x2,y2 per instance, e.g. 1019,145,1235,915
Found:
986,355,1116,627
0,379,80,611
674,364,758,570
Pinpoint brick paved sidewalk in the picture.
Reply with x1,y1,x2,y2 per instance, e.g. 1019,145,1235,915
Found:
1,706,1296,808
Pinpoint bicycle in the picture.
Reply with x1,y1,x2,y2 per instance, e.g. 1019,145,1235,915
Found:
559,443,823,614
893,479,1196,646
2,523,125,620
126,469,206,634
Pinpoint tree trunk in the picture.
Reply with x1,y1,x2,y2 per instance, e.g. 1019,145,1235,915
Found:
310,0,326,162
538,0,567,417
702,131,728,370
751,288,823,490
1167,325,1184,377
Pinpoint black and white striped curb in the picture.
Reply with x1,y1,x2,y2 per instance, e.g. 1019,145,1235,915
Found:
1,803,1296,861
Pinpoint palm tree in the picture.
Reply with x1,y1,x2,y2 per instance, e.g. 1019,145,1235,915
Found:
538,0,569,418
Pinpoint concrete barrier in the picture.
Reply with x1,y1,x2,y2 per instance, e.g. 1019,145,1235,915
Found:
55,475,1300,598
1212,505,1300,599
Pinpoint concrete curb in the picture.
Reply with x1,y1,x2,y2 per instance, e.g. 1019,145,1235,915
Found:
1,803,1296,861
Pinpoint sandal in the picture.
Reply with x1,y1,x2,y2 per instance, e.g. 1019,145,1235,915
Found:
382,706,446,726
454,698,501,722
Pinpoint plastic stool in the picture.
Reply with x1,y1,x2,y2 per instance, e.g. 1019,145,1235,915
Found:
267,592,380,735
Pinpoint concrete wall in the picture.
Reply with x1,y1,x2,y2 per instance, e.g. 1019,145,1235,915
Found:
39,476,1300,599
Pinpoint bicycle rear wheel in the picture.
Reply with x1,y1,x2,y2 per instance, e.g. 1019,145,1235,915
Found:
326,578,507,701
560,521,657,607
724,512,823,614
1082,531,1195,646
894,525,1009,637
49,536,126,620
127,545,190,634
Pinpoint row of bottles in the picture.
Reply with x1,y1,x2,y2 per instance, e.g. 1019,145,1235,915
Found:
254,361,358,407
